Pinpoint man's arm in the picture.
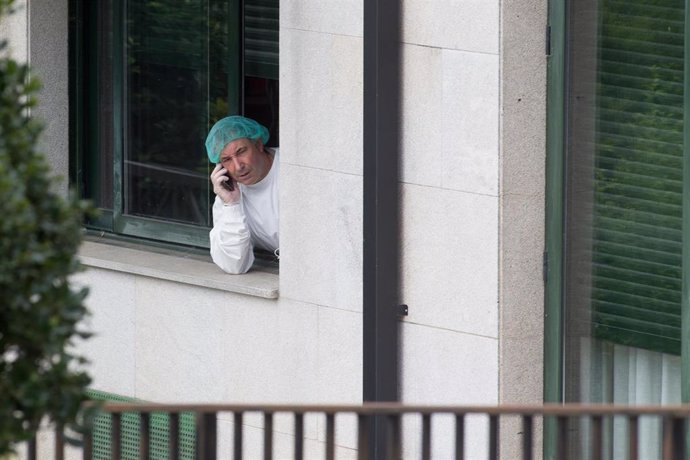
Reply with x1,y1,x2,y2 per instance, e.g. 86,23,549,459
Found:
209,197,255,274
209,164,254,274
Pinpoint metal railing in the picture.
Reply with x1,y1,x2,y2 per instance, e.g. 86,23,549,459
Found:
24,403,690,459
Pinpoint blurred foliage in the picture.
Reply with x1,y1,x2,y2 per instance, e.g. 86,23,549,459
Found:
0,0,94,454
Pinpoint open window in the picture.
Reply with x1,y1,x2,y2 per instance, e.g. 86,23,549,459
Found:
69,0,278,248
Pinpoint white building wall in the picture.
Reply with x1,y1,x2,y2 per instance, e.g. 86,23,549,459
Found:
278,0,365,456
399,1,501,458
279,0,364,326
11,0,548,457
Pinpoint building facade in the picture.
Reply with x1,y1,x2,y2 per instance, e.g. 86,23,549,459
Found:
5,0,555,457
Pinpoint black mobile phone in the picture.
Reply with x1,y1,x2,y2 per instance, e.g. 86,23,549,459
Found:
221,173,235,191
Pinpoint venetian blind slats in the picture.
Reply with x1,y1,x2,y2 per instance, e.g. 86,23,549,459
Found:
245,0,278,79
591,0,684,355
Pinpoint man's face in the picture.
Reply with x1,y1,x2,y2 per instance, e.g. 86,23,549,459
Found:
219,138,272,185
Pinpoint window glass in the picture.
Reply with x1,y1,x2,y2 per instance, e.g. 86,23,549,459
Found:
563,0,684,455
125,0,217,225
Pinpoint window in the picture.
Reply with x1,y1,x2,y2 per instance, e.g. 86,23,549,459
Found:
547,0,687,456
69,0,278,248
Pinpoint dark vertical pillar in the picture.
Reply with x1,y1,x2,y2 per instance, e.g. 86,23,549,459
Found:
363,0,402,457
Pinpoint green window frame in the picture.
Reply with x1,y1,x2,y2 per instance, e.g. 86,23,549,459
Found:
69,0,279,249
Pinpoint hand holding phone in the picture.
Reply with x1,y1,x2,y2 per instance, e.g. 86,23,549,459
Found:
211,164,240,204
221,172,235,191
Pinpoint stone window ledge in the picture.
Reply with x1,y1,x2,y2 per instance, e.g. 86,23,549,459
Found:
78,239,279,299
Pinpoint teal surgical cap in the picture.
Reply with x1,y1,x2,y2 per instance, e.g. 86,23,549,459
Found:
205,116,270,163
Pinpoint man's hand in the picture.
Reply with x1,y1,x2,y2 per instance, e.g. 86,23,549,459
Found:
211,164,241,204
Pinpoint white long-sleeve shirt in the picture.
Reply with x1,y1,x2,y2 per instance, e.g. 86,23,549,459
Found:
209,150,279,274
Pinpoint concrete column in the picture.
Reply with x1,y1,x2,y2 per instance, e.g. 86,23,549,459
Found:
499,0,548,457
29,0,70,197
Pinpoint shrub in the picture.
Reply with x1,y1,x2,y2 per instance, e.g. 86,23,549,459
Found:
0,0,93,454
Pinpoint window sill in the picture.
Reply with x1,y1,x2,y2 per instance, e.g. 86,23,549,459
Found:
78,239,279,299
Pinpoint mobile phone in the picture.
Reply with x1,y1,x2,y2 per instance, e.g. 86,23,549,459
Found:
221,173,235,191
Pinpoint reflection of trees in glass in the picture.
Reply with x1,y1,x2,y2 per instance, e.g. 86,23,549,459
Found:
121,0,278,226
127,0,222,166
592,0,684,354
125,0,232,224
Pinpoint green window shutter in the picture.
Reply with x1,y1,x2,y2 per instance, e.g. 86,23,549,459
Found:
245,0,279,80
591,0,685,355
87,390,197,459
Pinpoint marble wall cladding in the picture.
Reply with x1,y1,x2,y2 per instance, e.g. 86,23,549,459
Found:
401,184,498,338
215,411,321,446
134,281,230,402
78,266,365,406
281,0,362,37
401,322,498,458
305,440,359,459
78,266,366,456
402,44,499,195
440,50,499,195
133,281,285,403
280,28,363,176
217,297,320,404
316,308,363,404
402,0,499,54
397,0,502,421
401,322,498,405
280,163,363,312
79,268,329,405
75,268,137,395
217,418,298,459
314,308,362,450
401,44,444,188
401,413,492,460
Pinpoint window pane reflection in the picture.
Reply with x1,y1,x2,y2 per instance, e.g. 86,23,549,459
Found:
564,0,684,457
125,0,223,225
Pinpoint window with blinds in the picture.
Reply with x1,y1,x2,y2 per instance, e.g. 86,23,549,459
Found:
245,0,279,80
590,0,684,355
